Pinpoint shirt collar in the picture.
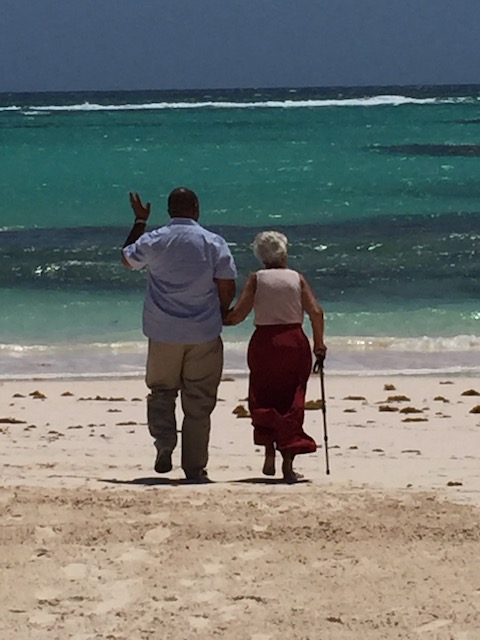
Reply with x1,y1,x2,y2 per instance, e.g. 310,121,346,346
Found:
167,217,199,226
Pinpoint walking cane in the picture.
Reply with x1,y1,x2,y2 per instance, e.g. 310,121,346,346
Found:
313,356,330,475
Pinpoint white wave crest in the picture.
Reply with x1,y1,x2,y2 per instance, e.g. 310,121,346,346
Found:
326,334,480,351
1,334,478,355
0,341,146,354
1,335,479,379
1,94,472,115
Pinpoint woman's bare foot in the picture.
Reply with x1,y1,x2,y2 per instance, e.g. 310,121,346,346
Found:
282,453,303,483
262,457,276,476
262,445,276,476
283,470,304,484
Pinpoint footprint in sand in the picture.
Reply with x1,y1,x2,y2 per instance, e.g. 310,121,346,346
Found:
414,618,451,633
35,587,61,607
118,548,150,563
62,563,88,580
179,578,196,587
95,578,142,614
143,526,171,543
189,615,210,630
29,611,57,626
252,524,268,533
34,525,57,543
194,590,223,603
146,510,171,522
203,562,223,575
240,548,266,561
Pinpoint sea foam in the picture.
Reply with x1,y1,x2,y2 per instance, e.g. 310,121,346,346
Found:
1,95,470,115
1,335,479,380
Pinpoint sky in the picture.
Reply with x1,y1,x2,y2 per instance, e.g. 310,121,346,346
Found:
1,0,480,92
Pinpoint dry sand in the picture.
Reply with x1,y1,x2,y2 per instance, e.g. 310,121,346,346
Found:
1,373,480,639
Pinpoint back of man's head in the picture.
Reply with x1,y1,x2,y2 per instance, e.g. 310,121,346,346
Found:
168,187,199,219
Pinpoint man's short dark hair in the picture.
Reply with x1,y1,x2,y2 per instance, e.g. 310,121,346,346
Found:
168,187,199,218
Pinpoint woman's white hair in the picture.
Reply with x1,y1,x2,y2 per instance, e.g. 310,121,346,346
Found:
253,230,288,266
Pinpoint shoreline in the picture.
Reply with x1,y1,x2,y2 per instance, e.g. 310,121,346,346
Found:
1,367,480,383
1,339,480,380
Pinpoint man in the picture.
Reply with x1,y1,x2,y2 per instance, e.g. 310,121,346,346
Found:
121,187,237,482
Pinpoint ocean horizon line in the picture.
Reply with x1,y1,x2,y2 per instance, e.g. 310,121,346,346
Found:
2,82,480,98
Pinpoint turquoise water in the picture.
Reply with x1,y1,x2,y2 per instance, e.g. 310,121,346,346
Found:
1,86,479,376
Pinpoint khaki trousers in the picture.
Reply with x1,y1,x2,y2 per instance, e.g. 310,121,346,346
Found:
145,337,223,474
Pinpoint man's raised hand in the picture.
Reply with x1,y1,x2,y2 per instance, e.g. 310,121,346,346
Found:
129,192,151,222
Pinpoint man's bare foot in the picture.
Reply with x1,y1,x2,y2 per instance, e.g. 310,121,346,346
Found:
262,455,276,476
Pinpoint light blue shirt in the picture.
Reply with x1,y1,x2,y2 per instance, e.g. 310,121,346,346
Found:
123,218,237,344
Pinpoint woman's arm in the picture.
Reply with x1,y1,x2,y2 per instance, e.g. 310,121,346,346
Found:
223,273,257,325
300,274,327,358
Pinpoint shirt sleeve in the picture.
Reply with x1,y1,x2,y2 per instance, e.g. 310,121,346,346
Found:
213,237,237,279
122,235,152,270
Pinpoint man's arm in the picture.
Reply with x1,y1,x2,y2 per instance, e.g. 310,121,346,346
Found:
223,273,256,325
215,278,236,316
121,192,151,268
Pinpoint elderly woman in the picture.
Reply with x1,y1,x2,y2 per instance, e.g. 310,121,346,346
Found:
224,231,327,483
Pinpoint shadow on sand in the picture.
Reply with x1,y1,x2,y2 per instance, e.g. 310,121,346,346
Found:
100,475,311,487
232,476,311,485
100,476,205,487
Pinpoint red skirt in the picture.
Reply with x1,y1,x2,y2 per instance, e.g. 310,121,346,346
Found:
247,324,316,455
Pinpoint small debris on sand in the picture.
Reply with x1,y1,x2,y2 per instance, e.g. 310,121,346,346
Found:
386,395,411,402
305,399,324,410
399,407,423,414
30,390,46,400
78,396,126,402
232,404,250,418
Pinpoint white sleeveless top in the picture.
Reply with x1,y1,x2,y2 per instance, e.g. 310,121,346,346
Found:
254,268,303,325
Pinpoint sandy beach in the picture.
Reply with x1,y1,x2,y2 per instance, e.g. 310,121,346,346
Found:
1,372,480,639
